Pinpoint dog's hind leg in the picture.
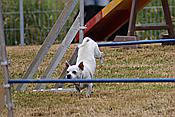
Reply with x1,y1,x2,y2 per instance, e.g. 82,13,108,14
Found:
94,45,104,64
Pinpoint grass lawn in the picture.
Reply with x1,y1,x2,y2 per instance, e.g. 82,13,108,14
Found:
1,44,175,116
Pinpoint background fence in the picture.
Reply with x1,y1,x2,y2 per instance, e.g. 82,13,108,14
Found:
2,0,175,45
2,0,78,45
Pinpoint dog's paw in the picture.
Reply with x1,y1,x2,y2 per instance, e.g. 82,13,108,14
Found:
86,94,91,98
86,90,93,97
100,52,105,64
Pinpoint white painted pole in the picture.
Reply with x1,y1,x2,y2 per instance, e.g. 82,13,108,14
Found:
20,0,25,46
79,0,84,43
0,0,14,116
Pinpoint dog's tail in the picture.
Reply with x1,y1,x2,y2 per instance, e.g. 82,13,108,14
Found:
78,37,91,48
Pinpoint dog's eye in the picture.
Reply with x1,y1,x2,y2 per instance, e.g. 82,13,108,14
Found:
72,71,77,74
67,71,69,74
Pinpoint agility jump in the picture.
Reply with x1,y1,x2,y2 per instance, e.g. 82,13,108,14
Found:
1,0,175,117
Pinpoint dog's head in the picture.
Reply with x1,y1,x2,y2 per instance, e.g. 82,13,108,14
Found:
66,61,84,79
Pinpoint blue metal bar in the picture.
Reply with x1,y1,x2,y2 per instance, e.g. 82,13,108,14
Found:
98,39,175,47
8,78,175,84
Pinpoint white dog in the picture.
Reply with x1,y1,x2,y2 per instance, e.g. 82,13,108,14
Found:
66,37,103,97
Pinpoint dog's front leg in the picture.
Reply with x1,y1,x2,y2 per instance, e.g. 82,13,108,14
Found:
86,83,93,97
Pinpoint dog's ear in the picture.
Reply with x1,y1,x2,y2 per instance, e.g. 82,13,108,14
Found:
78,62,84,71
66,61,70,68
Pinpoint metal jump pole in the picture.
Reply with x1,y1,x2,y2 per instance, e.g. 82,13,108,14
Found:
98,39,175,47
8,78,175,84
0,0,13,116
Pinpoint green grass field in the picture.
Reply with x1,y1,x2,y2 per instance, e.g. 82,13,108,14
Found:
1,44,175,116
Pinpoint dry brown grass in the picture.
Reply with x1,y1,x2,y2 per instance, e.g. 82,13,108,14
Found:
0,84,5,113
1,44,175,117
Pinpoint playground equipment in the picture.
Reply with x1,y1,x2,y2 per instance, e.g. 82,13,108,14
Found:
76,0,174,41
0,0,175,117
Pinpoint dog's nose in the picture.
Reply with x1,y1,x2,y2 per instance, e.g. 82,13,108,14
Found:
67,74,71,79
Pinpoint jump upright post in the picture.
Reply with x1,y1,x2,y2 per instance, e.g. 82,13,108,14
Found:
0,0,13,116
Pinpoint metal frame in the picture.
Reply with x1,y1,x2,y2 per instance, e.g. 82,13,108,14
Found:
35,0,85,90
55,0,85,88
35,13,80,90
0,0,13,116
16,0,78,91
19,0,25,46
79,0,85,43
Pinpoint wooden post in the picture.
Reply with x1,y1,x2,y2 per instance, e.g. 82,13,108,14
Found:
161,0,174,38
128,0,174,38
127,0,138,36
